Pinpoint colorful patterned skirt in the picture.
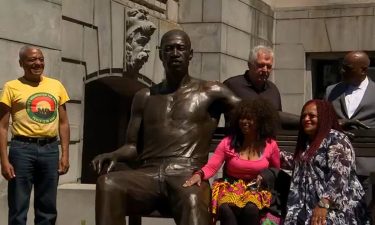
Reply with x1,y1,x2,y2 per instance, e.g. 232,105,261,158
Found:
211,179,281,225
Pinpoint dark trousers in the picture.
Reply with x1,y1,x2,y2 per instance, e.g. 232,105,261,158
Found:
358,175,373,225
8,140,59,225
96,159,211,225
218,203,260,225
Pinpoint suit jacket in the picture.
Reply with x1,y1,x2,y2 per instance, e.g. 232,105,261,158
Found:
325,78,375,129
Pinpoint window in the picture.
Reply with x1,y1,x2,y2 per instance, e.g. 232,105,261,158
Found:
308,53,375,99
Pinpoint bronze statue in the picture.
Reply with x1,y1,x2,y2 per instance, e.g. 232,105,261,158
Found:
92,29,239,225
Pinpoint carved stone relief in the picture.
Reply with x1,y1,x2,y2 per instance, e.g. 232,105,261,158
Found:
125,8,156,74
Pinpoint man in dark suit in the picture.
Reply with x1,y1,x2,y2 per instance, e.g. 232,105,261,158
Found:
325,51,375,216
325,51,375,129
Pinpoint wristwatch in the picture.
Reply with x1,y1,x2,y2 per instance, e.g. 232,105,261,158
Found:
318,199,330,209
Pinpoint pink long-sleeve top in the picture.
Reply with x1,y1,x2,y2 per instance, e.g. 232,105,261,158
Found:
201,136,280,180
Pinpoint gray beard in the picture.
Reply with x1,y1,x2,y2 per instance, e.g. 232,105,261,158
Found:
126,51,149,72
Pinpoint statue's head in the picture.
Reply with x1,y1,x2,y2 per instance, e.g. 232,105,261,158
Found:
125,9,156,73
159,29,193,76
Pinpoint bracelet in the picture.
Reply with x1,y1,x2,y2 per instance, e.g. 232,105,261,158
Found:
318,197,332,209
193,169,204,179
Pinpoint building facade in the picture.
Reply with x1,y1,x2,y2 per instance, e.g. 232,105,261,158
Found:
0,0,375,224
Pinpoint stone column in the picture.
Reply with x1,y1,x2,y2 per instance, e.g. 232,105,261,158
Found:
167,0,178,22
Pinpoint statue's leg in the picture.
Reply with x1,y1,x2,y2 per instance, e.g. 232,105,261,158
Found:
166,175,211,225
95,169,160,225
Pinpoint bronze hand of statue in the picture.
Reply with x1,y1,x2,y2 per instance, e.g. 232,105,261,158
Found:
91,152,117,174
91,145,137,174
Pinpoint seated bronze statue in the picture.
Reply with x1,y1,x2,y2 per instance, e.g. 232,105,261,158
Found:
91,29,240,225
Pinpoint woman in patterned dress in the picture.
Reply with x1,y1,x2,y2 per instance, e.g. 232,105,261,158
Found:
281,99,369,225
183,99,281,225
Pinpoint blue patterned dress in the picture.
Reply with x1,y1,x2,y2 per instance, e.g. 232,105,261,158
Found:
281,129,369,225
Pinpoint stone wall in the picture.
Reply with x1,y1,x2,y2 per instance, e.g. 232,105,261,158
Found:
274,0,375,8
179,0,274,82
0,0,273,223
0,0,179,224
5,0,375,224
273,2,375,114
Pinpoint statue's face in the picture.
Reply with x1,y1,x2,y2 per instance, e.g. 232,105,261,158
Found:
126,31,151,72
159,33,192,74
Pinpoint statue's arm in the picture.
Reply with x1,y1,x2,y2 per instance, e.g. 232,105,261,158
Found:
122,88,149,156
211,81,241,111
206,81,240,127
278,111,300,129
91,88,149,173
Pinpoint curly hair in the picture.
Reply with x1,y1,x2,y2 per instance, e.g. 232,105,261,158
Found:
229,98,279,152
294,99,342,161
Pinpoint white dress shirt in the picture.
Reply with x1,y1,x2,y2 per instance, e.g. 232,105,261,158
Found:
345,77,369,118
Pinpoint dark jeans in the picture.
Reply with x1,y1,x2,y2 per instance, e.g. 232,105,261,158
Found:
8,139,59,225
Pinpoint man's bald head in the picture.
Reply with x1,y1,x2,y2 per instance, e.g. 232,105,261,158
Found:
342,51,370,86
18,45,45,82
19,45,41,60
344,51,370,68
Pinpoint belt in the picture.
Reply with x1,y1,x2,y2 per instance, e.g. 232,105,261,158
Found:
12,135,57,145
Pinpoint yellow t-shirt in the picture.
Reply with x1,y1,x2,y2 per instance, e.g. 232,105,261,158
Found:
0,76,70,137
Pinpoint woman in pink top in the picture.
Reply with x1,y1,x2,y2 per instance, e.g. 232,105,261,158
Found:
184,99,281,225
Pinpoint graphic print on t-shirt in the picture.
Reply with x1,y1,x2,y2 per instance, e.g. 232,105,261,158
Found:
26,93,57,124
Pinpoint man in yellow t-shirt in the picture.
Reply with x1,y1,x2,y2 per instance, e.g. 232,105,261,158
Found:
0,46,70,225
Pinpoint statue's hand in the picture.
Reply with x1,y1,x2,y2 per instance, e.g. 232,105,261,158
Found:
91,145,137,174
91,152,118,174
